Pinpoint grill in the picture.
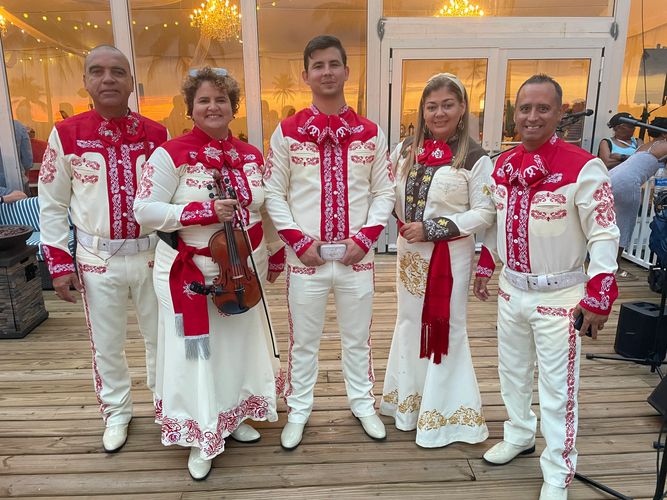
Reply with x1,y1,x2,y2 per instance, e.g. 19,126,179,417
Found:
0,225,49,339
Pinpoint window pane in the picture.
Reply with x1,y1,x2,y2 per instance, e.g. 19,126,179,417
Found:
400,59,487,143
384,0,614,17
2,2,112,142
502,59,591,149
130,1,248,140
617,0,667,133
257,0,367,152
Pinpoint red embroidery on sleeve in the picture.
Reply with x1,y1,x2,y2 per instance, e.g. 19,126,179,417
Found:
137,162,156,200
42,244,75,278
180,201,218,226
39,145,58,184
580,273,618,314
593,182,616,228
475,245,496,278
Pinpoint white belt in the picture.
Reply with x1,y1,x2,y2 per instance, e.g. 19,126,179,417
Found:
503,267,588,291
77,229,157,256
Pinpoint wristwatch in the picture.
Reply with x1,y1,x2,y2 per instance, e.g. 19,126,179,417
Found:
0,196,4,204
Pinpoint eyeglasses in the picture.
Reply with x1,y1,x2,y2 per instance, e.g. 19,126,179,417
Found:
188,67,228,77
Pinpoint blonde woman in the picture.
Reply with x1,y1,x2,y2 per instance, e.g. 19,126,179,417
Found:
380,73,495,447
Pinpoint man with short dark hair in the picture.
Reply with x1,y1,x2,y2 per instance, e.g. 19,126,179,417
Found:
264,35,395,449
38,45,168,453
473,74,620,500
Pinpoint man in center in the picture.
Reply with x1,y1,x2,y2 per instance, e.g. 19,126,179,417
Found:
264,35,395,449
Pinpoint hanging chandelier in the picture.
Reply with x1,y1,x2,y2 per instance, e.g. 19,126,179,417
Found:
435,0,485,17
190,0,241,42
0,14,7,36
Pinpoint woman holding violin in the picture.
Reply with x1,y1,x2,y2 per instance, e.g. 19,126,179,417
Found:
134,67,284,480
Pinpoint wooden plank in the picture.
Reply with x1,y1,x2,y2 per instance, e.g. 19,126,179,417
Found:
0,257,661,499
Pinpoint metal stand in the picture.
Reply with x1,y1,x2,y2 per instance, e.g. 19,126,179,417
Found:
577,266,667,499
584,264,667,381
654,433,667,500
574,472,632,500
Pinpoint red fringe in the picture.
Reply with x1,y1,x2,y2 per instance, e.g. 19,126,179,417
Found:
420,319,450,365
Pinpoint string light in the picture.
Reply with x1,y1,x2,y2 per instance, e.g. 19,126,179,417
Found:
435,0,484,17
190,0,241,42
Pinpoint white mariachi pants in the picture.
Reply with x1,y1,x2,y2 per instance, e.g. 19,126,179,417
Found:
76,241,158,427
496,269,584,488
285,254,377,423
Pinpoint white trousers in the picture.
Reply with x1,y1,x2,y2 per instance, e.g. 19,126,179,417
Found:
76,244,158,427
285,255,376,423
497,269,583,488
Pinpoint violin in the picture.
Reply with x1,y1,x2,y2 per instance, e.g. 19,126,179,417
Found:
198,171,261,315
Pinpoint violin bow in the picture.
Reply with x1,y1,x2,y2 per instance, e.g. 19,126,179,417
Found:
223,177,280,359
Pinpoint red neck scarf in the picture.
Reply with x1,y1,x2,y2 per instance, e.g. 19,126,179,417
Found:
305,106,352,145
417,139,453,166
96,111,144,146
194,129,243,171
500,134,559,187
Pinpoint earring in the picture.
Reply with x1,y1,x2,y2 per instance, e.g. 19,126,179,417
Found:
457,119,464,131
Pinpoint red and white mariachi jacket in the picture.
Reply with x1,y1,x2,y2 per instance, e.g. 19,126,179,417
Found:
38,110,168,278
476,135,620,315
264,105,395,256
132,126,285,268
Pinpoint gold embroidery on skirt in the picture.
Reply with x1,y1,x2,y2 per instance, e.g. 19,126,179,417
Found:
417,406,486,431
382,389,398,405
399,251,429,297
398,393,422,414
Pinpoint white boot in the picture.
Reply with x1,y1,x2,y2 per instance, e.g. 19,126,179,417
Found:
281,422,306,450
102,424,128,453
358,413,386,440
482,440,535,465
230,423,261,443
539,482,568,500
187,447,212,481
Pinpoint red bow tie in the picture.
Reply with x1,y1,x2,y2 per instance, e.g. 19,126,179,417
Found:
196,138,242,171
502,148,550,187
307,112,351,145
417,139,453,167
97,113,144,145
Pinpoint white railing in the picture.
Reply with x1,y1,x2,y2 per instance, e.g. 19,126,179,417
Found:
623,181,657,269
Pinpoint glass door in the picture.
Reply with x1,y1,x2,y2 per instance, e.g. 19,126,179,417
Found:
380,47,602,251
497,49,603,154
388,48,500,154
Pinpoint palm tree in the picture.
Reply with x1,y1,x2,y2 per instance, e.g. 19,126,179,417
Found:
272,73,296,109
9,75,47,122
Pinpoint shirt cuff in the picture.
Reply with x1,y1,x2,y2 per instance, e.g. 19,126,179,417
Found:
351,225,383,253
268,247,285,273
579,273,618,315
42,244,76,279
179,201,219,226
475,245,496,278
423,217,459,241
278,229,314,257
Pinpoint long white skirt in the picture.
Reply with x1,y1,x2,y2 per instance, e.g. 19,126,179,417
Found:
380,235,488,447
152,238,282,460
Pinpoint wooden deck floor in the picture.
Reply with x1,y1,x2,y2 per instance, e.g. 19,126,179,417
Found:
0,255,664,499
